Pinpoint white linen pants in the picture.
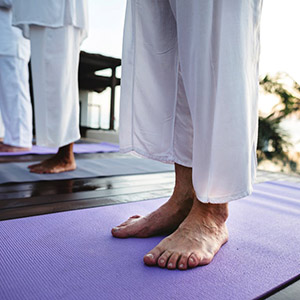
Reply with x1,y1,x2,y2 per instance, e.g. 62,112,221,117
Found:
0,55,32,147
29,25,81,148
119,0,263,203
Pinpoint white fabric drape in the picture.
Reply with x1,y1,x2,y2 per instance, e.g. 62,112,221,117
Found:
12,0,88,148
119,0,263,203
0,4,32,147
12,0,88,41
0,56,32,147
29,26,81,148
0,3,30,60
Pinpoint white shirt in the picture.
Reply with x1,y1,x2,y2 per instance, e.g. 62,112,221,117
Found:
0,0,30,60
12,0,88,39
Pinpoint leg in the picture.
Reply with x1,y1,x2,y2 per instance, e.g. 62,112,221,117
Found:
142,0,262,269
111,163,194,238
0,56,32,151
29,25,81,173
28,143,76,174
172,0,263,201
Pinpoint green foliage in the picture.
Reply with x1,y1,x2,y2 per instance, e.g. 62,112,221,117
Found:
258,73,300,165
260,73,300,120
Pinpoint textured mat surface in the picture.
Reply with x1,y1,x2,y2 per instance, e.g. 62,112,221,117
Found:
0,181,299,300
0,156,174,184
0,142,119,156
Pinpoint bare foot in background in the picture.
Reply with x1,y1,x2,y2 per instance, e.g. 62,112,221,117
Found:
0,142,31,152
28,143,76,174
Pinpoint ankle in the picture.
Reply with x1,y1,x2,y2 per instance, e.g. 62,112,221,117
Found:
171,186,194,205
193,199,228,224
56,144,75,162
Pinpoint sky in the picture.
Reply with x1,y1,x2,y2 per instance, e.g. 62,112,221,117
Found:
82,0,300,81
81,0,126,59
80,0,300,143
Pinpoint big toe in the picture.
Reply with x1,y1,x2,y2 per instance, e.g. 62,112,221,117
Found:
111,216,144,238
111,225,135,238
144,247,163,266
111,226,125,237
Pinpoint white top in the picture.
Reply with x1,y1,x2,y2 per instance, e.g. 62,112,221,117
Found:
12,0,88,40
0,0,30,60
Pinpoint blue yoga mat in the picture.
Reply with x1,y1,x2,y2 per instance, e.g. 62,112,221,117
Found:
0,181,299,300
0,157,174,184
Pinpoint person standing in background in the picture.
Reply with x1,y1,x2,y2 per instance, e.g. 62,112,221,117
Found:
12,0,88,173
0,0,32,152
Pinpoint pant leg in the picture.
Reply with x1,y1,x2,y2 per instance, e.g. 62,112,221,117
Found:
29,25,81,148
119,0,183,163
169,0,263,203
0,56,32,147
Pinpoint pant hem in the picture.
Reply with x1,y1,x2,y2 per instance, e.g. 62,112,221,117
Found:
36,134,80,148
120,146,192,168
3,139,32,148
195,187,253,204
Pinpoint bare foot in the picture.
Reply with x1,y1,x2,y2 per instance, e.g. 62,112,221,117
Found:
112,163,194,238
28,143,76,174
0,143,31,152
111,191,194,238
143,198,229,270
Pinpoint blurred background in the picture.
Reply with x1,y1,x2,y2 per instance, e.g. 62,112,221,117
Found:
80,0,300,175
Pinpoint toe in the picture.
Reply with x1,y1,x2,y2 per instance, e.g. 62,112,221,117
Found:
178,254,189,270
198,252,213,266
111,227,121,237
157,251,172,268
144,246,163,266
188,253,199,268
111,226,127,238
130,215,142,219
167,252,180,270
28,163,40,169
29,168,41,173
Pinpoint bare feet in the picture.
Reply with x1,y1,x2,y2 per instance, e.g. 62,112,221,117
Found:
111,163,229,269
28,143,76,174
0,142,31,152
111,163,194,238
143,199,229,270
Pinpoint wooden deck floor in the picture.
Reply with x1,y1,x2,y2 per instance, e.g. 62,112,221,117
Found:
0,152,299,300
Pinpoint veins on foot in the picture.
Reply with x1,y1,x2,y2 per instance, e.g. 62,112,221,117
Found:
143,199,229,270
111,192,194,238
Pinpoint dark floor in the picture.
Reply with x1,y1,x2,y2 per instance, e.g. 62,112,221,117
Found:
0,152,299,300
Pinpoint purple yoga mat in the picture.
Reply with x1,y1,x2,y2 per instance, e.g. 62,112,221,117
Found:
0,181,299,300
0,142,119,156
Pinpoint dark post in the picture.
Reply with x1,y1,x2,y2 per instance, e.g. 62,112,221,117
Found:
109,67,117,130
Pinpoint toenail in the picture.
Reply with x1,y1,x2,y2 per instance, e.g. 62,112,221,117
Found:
113,227,119,231
179,264,184,268
190,257,194,263
146,253,154,259
160,259,164,264
168,263,173,268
